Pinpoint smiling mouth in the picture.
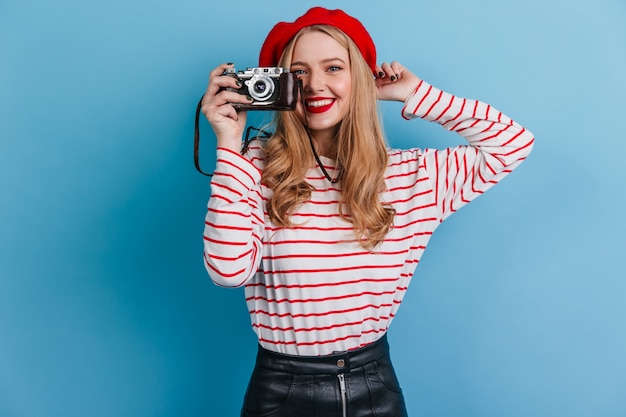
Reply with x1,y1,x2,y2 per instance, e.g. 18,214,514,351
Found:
305,98,335,113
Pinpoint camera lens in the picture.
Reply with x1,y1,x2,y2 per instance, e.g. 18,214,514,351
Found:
248,75,275,101
253,81,266,94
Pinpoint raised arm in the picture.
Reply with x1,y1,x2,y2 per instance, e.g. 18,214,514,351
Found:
375,61,534,220
402,78,534,220
201,63,266,287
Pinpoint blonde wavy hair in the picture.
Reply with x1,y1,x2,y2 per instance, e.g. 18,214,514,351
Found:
262,25,395,250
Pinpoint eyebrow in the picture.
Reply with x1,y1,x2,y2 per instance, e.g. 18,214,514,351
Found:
291,57,348,67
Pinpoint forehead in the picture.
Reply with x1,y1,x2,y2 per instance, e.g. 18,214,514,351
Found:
291,30,349,63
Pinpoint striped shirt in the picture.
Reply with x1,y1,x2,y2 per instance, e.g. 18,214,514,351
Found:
203,80,534,356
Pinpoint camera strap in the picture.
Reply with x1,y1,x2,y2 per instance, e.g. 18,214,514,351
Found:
194,94,212,176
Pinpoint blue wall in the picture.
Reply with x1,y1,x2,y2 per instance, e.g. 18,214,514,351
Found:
1,0,625,416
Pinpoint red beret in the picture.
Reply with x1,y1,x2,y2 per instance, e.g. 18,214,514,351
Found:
259,7,377,74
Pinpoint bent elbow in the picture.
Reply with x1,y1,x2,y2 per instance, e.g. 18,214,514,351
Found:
520,128,535,159
502,126,535,166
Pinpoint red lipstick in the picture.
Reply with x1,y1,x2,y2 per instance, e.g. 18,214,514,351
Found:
305,97,335,114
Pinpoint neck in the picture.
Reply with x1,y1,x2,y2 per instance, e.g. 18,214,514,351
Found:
311,132,337,159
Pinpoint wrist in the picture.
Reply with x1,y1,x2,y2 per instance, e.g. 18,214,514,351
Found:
216,136,243,152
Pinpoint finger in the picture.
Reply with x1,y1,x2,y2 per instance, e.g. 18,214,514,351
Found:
389,61,405,80
206,63,239,96
203,80,249,108
377,62,391,78
202,91,253,122
204,102,241,130
378,62,399,82
375,65,386,79
208,62,235,81
385,62,402,82
224,90,255,106
215,103,238,121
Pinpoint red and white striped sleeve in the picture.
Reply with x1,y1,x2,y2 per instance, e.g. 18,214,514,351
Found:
401,80,535,221
203,147,265,287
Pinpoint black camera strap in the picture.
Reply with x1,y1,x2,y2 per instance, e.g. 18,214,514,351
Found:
194,94,212,176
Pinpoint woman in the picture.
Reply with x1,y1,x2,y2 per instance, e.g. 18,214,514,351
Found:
201,7,534,417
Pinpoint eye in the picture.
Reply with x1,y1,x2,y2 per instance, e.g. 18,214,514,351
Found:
327,66,342,72
292,68,307,76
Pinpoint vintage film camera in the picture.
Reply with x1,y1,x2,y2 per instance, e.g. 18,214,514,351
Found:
222,67,300,111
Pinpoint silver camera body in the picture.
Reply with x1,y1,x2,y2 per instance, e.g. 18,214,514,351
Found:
223,67,299,111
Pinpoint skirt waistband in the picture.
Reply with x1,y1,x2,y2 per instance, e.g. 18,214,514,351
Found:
255,335,390,375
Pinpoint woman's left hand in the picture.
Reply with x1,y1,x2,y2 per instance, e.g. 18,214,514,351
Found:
375,61,422,103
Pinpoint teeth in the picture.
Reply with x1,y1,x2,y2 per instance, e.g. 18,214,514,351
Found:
306,99,333,107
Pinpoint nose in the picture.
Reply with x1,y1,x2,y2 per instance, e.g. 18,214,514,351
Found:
304,70,325,92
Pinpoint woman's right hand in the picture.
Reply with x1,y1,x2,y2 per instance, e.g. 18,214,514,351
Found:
201,63,253,152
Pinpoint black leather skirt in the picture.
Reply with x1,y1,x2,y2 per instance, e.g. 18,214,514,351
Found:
240,334,408,417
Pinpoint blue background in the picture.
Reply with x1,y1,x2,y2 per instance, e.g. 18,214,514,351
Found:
1,0,625,416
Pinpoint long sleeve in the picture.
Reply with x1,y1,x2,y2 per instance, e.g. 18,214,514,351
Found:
202,82,535,356
401,80,535,221
203,147,265,287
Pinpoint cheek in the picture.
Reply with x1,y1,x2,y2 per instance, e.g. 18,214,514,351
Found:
338,78,352,101
344,78,352,94
338,83,352,110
